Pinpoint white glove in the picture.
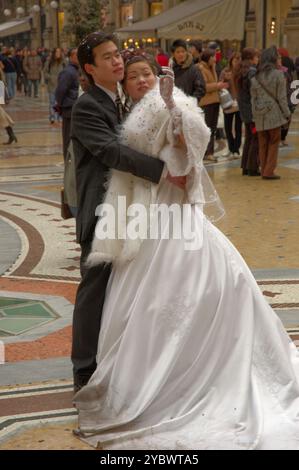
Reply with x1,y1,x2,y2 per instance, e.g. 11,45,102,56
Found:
159,67,182,136
159,67,176,110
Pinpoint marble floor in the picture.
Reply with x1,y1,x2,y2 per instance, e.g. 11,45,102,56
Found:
0,90,298,450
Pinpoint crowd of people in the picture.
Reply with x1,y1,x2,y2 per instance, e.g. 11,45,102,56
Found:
0,46,67,100
0,40,298,180
154,40,297,179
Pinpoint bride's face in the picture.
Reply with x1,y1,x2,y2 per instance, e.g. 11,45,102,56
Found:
124,61,157,102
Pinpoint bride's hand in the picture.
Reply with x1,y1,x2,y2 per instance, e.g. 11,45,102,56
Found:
159,67,175,110
160,68,184,139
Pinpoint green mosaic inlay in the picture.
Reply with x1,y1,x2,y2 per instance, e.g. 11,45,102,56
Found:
0,330,10,337
2,303,54,318
0,298,31,308
0,297,59,337
0,318,51,335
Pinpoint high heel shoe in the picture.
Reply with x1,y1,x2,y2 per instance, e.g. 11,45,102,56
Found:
3,126,17,145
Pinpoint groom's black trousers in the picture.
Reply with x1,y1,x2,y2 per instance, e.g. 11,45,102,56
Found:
71,240,112,387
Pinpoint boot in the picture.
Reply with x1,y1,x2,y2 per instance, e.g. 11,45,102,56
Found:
4,126,17,145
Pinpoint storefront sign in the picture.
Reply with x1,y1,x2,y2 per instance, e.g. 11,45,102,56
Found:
177,21,205,32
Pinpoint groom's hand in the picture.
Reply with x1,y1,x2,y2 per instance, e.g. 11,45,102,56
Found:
166,173,187,190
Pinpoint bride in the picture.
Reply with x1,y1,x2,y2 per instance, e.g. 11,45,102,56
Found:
74,51,299,450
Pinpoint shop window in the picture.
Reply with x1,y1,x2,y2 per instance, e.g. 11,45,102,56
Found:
58,11,64,34
148,1,163,16
121,4,134,27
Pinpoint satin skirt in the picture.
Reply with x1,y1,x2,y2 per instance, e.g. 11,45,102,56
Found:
74,180,299,450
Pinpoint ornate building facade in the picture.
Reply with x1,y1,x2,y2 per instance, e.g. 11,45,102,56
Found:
0,0,298,56
0,0,65,48
111,1,299,56
246,0,299,56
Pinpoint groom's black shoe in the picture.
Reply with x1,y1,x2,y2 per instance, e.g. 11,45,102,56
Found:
73,374,91,394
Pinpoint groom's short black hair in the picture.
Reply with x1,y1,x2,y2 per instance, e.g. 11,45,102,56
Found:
78,31,119,84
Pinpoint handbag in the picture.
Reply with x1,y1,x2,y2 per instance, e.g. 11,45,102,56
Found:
219,88,234,110
223,98,239,114
255,76,290,129
61,188,73,220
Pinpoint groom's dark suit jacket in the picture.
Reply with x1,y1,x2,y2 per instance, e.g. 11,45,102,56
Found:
71,84,165,386
71,84,164,244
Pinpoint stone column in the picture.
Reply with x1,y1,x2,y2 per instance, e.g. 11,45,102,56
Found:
109,0,120,29
42,3,54,49
245,0,257,48
284,0,299,56
253,0,268,49
133,0,149,21
30,10,42,49
51,4,59,48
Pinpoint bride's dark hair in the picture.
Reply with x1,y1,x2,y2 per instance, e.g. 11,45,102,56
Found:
121,48,159,80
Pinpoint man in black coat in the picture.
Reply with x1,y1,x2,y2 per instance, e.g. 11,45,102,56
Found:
71,32,186,392
171,39,206,103
55,48,79,160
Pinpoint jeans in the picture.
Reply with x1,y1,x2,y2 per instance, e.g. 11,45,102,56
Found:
49,92,60,122
5,72,17,99
28,79,39,97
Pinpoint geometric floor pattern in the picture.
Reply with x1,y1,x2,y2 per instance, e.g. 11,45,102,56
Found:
1,92,299,449
0,380,80,450
0,297,58,336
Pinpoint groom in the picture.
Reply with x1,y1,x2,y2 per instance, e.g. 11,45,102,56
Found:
71,31,185,392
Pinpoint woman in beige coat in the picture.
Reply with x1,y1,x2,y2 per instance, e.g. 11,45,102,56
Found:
251,46,290,179
199,49,228,161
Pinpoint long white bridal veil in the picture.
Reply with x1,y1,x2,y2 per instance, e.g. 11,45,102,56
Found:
159,94,226,224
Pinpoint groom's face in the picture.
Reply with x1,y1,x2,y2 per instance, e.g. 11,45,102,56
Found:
85,41,124,87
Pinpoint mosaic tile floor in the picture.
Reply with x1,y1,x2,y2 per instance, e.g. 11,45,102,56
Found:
0,297,58,337
0,90,298,449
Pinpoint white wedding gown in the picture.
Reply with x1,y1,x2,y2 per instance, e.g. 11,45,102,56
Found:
74,179,299,450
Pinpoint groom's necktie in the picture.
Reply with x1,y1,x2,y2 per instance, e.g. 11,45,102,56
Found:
115,91,124,123
115,91,132,123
